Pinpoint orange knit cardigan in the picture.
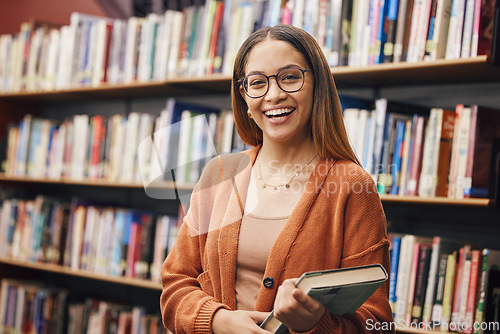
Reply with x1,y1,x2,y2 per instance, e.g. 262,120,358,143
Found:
160,146,395,333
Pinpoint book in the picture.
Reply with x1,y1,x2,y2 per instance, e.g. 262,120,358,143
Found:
474,249,500,334
260,264,388,333
463,105,500,198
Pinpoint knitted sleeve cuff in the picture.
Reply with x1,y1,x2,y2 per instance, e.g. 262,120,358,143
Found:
289,309,340,334
193,299,230,334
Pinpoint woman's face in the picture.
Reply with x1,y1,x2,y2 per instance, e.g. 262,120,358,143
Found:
240,39,314,146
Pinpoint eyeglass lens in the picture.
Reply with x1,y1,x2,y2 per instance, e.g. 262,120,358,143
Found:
244,68,305,98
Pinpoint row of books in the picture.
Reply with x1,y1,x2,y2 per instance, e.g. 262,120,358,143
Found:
388,234,500,333
342,97,500,199
285,0,496,67
3,98,247,186
0,279,169,334
0,196,180,283
0,0,498,93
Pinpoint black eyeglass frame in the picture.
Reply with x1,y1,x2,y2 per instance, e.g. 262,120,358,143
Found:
239,68,310,98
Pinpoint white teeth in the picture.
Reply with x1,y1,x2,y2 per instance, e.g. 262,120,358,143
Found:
264,108,294,117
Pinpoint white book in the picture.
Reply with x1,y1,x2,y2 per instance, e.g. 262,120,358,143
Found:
157,11,175,81
56,25,71,89
83,21,99,86
107,20,125,84
427,0,453,60
469,0,481,57
453,106,471,199
124,17,140,83
293,0,305,29
0,201,12,257
138,13,158,82
358,110,369,165
419,108,443,197
43,29,60,91
365,111,377,175
394,235,415,323
221,111,235,154
415,0,434,62
152,215,170,282
71,206,86,270
445,0,466,59
198,0,217,76
188,114,208,183
167,11,184,78
222,3,243,75
91,20,109,86
343,108,360,158
13,285,25,333
407,0,424,62
135,113,154,183
16,114,33,177
355,0,370,67
460,0,475,58
49,123,66,180
33,119,52,178
70,115,88,180
176,110,193,185
25,28,43,91
81,205,97,270
121,112,140,182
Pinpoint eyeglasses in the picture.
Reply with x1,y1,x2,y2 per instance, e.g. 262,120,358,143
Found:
240,68,310,98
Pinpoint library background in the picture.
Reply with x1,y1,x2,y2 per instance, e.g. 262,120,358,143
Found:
0,0,500,333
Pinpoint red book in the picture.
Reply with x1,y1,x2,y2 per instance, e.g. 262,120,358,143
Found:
89,116,104,180
435,109,456,197
463,105,500,198
451,245,471,327
206,1,224,75
406,116,426,196
101,22,113,83
464,250,481,333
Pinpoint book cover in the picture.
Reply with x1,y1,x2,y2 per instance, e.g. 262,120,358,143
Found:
260,264,388,333
430,253,449,329
411,244,433,323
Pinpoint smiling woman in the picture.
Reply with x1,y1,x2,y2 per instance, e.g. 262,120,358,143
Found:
160,25,394,334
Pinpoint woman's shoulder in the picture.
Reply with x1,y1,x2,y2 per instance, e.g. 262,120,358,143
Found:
198,148,256,184
324,159,378,195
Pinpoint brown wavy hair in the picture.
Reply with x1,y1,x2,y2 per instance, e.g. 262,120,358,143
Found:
231,25,359,164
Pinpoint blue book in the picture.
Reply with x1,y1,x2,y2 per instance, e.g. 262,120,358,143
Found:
390,120,405,195
389,235,402,316
375,0,389,64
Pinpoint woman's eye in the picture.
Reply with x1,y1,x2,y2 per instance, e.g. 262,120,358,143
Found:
250,79,266,86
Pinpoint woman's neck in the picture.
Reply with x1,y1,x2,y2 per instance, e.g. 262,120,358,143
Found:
258,137,317,168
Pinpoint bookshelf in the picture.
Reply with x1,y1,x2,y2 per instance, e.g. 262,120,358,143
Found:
0,56,499,101
1,59,500,334
0,257,161,290
1,0,499,331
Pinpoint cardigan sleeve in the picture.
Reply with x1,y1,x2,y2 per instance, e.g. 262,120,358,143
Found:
159,158,231,334
291,169,395,334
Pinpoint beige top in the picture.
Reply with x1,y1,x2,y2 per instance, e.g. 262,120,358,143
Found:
235,166,306,310
235,213,288,310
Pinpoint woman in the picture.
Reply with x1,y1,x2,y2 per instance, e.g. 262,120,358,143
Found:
160,25,394,333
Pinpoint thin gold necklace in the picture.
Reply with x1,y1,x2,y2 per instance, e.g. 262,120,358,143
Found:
257,154,317,190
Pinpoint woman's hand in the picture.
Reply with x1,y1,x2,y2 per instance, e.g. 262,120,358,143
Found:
273,278,326,332
212,309,271,334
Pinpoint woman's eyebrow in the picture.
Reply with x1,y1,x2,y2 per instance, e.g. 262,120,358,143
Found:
246,64,302,76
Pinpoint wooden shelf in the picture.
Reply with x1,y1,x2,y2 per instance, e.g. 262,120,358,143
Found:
396,326,452,334
0,257,161,290
0,56,497,101
0,173,493,207
0,173,195,191
380,194,492,207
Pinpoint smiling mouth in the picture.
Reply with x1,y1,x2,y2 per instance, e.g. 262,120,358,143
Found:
263,108,295,119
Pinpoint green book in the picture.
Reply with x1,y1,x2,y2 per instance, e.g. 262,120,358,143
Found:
260,264,388,333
